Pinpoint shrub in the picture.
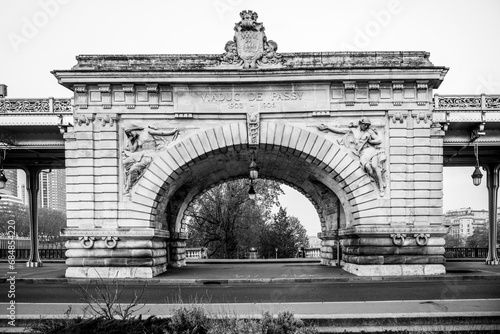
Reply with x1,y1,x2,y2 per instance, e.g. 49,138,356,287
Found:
169,306,210,334
261,311,317,334
29,307,317,334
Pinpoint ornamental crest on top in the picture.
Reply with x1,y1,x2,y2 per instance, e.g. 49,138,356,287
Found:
219,10,284,69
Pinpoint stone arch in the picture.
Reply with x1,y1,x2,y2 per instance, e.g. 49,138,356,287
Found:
130,121,381,230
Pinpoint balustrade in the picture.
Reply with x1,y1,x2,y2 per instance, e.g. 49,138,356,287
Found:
0,98,73,114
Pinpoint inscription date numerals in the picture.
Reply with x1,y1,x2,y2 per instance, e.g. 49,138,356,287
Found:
260,102,276,109
227,102,277,110
228,103,244,109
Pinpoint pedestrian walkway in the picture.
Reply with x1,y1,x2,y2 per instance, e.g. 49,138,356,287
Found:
1,260,499,333
1,259,499,284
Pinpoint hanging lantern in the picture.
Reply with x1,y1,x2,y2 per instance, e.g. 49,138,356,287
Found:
248,183,256,200
0,169,7,189
471,142,482,186
249,151,259,180
471,166,483,186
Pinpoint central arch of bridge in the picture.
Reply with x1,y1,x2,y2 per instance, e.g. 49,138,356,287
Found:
135,122,379,237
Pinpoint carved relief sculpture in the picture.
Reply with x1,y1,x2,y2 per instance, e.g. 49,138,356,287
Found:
247,112,260,148
122,124,179,195
221,41,242,66
219,10,284,69
317,118,387,196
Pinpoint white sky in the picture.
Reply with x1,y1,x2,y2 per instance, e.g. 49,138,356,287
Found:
1,0,499,235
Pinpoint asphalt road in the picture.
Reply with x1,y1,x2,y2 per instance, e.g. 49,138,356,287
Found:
3,279,500,304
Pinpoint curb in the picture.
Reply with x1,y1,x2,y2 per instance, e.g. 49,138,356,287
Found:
3,273,499,285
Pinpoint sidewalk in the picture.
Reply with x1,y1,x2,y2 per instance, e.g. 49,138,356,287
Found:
1,259,500,284
1,261,499,332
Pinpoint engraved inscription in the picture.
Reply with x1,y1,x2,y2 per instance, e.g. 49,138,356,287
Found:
199,91,304,103
175,85,330,113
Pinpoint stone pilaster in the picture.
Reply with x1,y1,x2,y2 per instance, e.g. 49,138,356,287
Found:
93,114,120,228
66,114,96,228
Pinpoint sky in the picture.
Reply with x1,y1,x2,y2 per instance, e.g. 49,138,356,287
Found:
1,0,499,235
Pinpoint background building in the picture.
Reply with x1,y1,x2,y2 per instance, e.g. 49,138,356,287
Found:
0,169,66,212
0,169,23,205
445,208,489,239
38,169,66,212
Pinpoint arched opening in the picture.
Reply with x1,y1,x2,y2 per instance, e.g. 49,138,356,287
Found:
128,121,381,267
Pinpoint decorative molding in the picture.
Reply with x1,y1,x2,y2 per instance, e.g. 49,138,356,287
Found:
146,84,158,92
74,84,88,109
175,113,193,118
414,111,430,124
98,114,117,127
368,81,380,106
147,84,159,109
392,81,403,106
389,112,407,124
98,84,112,109
122,84,135,109
344,82,355,106
74,114,94,126
312,111,330,117
416,81,428,106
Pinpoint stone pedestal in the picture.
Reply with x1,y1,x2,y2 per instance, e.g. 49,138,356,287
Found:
339,226,447,276
62,228,169,278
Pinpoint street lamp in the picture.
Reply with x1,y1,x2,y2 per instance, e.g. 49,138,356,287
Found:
248,181,256,200
0,170,7,190
471,142,483,186
0,149,7,189
249,150,259,180
248,150,259,199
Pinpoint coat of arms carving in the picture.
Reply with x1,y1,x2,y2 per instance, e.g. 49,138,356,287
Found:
219,10,284,69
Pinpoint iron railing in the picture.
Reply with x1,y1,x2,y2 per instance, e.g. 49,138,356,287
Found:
444,247,499,258
0,248,66,260
0,98,73,114
0,246,496,261
434,94,500,110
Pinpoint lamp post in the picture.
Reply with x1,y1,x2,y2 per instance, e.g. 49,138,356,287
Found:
275,247,278,259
